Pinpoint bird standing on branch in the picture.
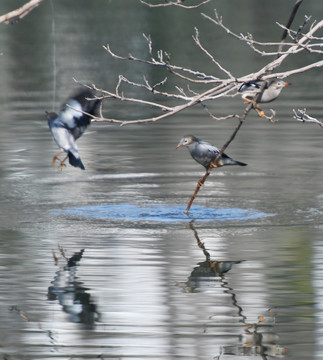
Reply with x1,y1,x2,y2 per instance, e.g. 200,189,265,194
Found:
177,135,247,214
176,135,247,170
46,89,100,170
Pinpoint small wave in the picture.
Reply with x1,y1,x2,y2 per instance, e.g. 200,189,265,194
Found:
52,203,274,222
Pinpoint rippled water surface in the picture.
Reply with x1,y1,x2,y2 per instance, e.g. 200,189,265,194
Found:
1,1,323,359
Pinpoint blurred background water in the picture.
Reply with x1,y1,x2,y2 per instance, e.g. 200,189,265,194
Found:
0,0,323,359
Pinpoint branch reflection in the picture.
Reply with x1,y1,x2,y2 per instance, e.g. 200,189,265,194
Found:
186,222,287,359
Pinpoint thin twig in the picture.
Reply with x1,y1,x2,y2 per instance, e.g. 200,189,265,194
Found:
90,12,323,126
103,42,221,83
139,0,212,8
189,222,211,261
276,0,303,57
293,109,323,128
184,2,307,213
0,0,44,23
193,27,235,79
184,80,268,214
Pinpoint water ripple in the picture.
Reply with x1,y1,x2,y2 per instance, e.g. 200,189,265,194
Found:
52,203,274,222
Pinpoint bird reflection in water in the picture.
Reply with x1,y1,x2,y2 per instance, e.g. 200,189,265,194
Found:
221,310,288,358
181,221,244,293
48,248,99,329
184,222,287,359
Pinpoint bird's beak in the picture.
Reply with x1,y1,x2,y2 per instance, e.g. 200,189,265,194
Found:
176,144,182,149
284,82,291,86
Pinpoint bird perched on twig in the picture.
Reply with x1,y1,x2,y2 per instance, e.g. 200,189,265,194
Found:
176,135,247,170
46,89,100,170
239,80,291,103
177,135,247,214
239,79,290,117
239,79,291,103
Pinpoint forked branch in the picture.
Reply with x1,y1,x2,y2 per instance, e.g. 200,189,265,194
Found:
85,5,323,127
293,109,323,128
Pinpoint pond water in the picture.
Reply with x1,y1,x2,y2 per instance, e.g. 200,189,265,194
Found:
0,0,323,359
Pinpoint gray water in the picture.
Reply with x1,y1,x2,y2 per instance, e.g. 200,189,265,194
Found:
0,1,323,359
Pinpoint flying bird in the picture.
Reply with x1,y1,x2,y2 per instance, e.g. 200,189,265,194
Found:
176,135,247,170
46,89,100,170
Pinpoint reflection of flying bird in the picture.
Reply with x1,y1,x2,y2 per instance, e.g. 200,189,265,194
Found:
239,79,291,103
46,89,100,170
176,135,247,169
48,249,99,328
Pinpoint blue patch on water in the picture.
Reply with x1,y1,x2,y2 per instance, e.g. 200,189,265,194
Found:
53,203,273,222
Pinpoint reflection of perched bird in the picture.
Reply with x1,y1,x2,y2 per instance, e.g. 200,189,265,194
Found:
239,79,290,103
176,135,247,169
46,89,100,170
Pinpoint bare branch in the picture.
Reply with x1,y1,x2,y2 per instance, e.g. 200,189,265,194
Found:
87,7,323,128
192,27,235,79
95,82,234,126
139,0,212,8
293,109,323,128
199,101,239,121
245,20,323,78
270,60,323,78
202,10,323,58
276,0,303,57
103,40,221,83
76,1,320,211
259,109,277,123
92,81,173,112
184,80,270,213
0,0,44,24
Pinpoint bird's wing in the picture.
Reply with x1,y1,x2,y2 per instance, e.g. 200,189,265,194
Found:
54,100,90,140
49,123,78,152
239,80,270,93
198,141,220,156
195,142,220,164
59,100,84,130
200,143,239,164
65,97,100,138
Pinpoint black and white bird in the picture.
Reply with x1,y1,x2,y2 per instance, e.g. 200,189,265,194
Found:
46,89,100,170
176,135,247,169
239,79,290,103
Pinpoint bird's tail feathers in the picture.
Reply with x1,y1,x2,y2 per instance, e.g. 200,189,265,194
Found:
234,160,247,166
68,151,85,170
222,153,247,166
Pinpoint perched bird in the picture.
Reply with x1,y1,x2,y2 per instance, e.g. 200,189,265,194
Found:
176,135,247,169
46,89,100,170
239,79,290,103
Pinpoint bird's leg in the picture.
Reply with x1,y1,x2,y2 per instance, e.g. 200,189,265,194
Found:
242,97,252,105
209,161,224,168
52,151,64,167
52,151,67,171
242,97,265,117
57,155,68,171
